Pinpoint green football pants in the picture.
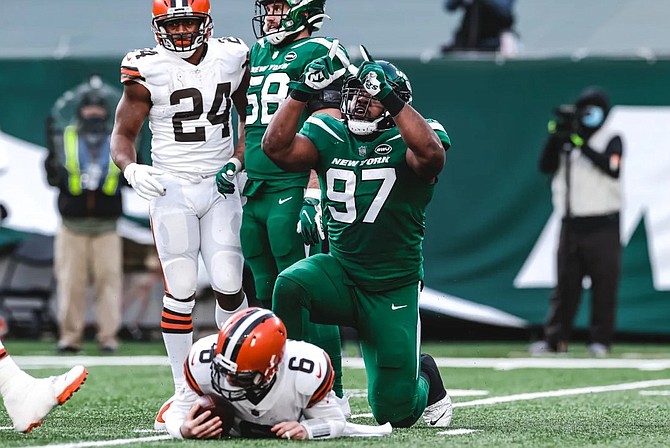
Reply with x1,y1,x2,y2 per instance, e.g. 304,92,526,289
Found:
273,253,429,427
241,188,343,397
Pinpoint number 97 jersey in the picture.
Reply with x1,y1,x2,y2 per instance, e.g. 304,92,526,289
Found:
120,37,249,176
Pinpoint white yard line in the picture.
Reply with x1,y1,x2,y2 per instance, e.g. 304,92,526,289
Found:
17,435,172,448
14,356,670,371
350,378,670,419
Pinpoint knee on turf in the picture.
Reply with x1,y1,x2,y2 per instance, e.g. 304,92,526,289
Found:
368,381,419,428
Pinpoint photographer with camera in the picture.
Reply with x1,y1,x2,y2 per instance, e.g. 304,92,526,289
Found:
530,87,623,357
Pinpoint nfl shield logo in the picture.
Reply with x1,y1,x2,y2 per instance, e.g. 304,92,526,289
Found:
358,146,367,156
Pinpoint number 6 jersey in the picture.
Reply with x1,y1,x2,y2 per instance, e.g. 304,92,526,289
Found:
163,335,344,438
120,37,249,176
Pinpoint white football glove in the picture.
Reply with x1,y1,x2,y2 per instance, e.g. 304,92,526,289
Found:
123,163,165,200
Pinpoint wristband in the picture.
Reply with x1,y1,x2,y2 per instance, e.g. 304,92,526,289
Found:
304,188,321,201
225,157,242,175
380,91,406,117
289,88,312,103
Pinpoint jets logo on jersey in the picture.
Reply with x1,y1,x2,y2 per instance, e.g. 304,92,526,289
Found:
374,144,392,155
285,51,297,62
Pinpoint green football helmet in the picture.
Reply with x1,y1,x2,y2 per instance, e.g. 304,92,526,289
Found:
252,0,328,46
341,60,413,136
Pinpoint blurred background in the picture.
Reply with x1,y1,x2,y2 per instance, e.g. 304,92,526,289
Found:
1,0,670,344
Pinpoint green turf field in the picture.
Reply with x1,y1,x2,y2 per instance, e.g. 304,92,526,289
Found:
2,341,670,447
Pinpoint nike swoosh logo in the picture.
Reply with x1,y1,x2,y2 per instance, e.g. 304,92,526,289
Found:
391,304,408,311
301,210,313,224
278,196,293,205
429,408,450,426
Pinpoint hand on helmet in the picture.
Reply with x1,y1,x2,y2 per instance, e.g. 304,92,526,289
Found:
124,163,165,200
296,196,325,246
216,158,241,197
357,61,393,101
289,39,342,95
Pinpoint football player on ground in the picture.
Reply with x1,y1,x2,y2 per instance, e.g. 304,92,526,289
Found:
262,46,454,428
163,307,391,439
214,0,349,409
0,340,87,432
110,0,250,430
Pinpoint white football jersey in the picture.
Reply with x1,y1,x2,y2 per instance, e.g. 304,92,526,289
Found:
164,335,344,438
120,37,248,176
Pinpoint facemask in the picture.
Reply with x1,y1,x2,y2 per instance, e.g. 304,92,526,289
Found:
580,106,605,128
80,117,109,135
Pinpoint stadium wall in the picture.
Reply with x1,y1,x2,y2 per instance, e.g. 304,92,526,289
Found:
2,57,670,335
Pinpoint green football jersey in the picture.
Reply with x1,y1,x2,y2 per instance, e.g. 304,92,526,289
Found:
300,114,452,292
244,36,349,196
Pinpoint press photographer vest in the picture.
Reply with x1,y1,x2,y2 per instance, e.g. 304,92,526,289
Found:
551,127,621,218
63,125,120,196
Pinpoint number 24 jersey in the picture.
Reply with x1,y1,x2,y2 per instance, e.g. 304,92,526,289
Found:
120,37,249,176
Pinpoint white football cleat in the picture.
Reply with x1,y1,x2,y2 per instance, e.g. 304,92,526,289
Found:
5,365,88,433
154,394,176,431
420,353,453,427
423,393,453,427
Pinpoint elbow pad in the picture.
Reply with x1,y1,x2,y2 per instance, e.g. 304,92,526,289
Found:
306,78,343,114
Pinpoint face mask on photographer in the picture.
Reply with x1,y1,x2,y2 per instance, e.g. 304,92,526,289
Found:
580,105,605,129
77,102,110,149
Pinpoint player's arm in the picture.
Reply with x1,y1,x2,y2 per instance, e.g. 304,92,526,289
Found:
110,82,151,172
263,40,345,172
112,81,166,199
356,57,446,182
230,66,251,166
262,97,319,172
215,66,250,196
164,386,223,440
397,106,447,182
270,348,343,440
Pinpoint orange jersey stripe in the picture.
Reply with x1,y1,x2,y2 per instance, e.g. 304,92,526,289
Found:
120,66,144,83
184,360,203,396
308,354,334,408
0,348,7,360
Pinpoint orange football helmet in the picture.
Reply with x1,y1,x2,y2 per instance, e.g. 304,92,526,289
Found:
211,307,287,401
152,0,213,57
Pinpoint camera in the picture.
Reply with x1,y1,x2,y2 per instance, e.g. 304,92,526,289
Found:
552,104,578,133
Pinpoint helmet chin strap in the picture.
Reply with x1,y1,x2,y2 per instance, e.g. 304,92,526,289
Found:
347,115,386,136
177,48,198,59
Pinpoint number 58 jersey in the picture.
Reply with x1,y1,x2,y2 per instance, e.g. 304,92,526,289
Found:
120,37,249,176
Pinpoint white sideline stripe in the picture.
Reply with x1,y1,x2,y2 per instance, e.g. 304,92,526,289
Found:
350,378,670,419
344,357,670,371
16,435,171,448
14,356,670,371
346,388,488,398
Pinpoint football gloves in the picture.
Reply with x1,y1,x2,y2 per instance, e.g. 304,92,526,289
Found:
289,39,343,95
297,197,325,246
216,158,241,197
357,61,393,101
123,163,165,200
